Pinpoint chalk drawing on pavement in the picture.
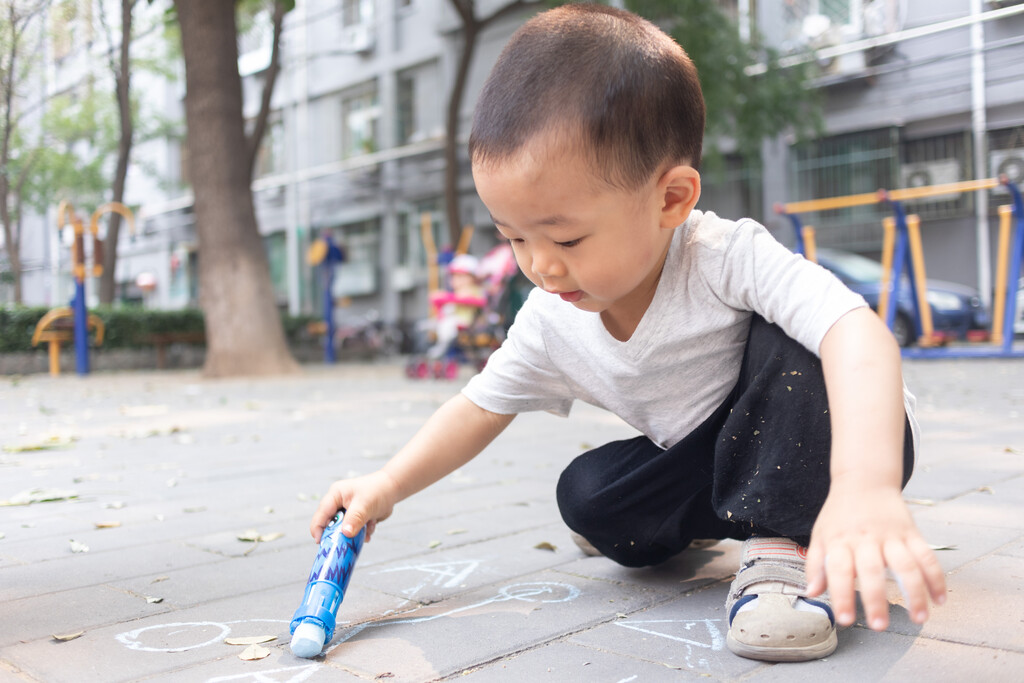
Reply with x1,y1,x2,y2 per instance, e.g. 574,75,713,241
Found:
327,581,581,651
614,618,725,670
115,619,288,653
373,559,482,598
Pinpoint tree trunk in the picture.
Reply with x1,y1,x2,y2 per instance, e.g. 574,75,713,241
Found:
444,18,478,249
99,0,135,304
174,0,299,377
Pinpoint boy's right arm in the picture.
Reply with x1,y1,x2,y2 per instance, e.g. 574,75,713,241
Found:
310,393,515,542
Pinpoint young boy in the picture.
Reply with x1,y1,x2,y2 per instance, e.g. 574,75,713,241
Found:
311,4,946,662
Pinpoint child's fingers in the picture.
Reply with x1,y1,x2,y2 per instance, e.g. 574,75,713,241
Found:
824,545,857,626
882,539,930,624
853,543,888,630
310,489,345,542
907,535,948,605
339,505,370,538
803,540,827,597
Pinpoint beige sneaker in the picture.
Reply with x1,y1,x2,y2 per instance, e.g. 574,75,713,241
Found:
726,537,837,662
569,531,603,557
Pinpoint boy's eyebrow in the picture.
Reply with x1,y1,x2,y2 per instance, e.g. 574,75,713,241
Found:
489,213,576,228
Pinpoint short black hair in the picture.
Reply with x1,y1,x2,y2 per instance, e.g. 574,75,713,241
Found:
469,3,705,190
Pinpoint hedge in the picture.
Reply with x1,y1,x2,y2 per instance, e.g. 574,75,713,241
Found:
0,306,318,353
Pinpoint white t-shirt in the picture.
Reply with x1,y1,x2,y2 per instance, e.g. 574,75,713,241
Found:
463,210,918,451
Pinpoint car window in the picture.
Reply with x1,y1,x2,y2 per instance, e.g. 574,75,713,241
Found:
819,251,884,284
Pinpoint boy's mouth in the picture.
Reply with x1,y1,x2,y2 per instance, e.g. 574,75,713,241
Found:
557,290,583,303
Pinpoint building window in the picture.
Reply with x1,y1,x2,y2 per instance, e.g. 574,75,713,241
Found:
396,72,416,146
342,0,374,27
263,232,288,305
790,128,898,250
899,132,971,221
327,219,380,298
342,85,380,158
253,114,285,177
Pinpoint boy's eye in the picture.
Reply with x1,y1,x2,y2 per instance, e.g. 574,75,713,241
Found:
556,238,583,248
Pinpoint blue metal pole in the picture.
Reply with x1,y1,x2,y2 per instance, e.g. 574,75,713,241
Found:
323,262,335,364
72,280,89,375
886,201,925,338
784,213,806,256
1001,182,1024,354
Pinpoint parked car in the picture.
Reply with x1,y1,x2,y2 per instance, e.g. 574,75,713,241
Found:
814,248,990,347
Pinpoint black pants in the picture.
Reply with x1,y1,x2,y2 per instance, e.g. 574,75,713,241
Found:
556,315,915,568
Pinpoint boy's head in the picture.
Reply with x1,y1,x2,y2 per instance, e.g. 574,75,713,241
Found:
469,3,705,190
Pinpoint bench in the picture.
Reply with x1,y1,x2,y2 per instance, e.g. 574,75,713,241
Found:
31,308,105,377
142,331,206,369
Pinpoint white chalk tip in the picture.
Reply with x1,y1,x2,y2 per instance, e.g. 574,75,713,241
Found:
290,622,326,658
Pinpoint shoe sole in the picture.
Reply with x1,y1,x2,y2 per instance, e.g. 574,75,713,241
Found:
726,629,837,662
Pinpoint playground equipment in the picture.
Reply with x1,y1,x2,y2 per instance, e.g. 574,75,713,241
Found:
307,235,346,363
43,201,135,375
405,213,509,379
31,307,105,377
777,177,1024,359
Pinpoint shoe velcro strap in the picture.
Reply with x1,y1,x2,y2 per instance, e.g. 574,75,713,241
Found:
728,562,808,602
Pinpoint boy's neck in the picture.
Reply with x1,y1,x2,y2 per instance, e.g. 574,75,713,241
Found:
599,235,674,342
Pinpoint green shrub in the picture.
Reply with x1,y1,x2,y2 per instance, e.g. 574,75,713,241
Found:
0,305,317,353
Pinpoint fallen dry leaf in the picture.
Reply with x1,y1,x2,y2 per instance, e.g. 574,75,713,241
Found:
237,530,284,543
533,542,557,552
238,643,271,661
69,539,89,553
1,488,79,506
52,632,84,642
146,596,163,604
446,528,468,535
427,540,442,548
225,635,276,646
928,544,957,551
151,576,169,584
94,521,122,529
2,436,77,454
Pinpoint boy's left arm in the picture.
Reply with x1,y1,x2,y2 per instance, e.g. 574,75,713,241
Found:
806,307,947,631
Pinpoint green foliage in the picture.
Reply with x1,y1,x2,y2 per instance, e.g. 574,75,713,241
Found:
0,305,316,353
627,0,823,164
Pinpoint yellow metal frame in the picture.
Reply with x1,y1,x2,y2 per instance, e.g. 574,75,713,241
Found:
991,205,1014,346
31,307,105,377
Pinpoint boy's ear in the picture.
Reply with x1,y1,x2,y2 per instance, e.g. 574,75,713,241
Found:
657,165,701,229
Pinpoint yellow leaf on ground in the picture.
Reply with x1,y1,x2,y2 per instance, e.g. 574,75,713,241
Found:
533,542,557,552
52,632,84,642
95,521,122,529
225,635,277,646
238,643,271,661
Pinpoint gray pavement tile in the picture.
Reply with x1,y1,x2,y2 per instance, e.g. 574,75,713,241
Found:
913,475,1024,530
554,540,740,594
363,524,594,604
995,536,1024,559
0,583,174,649
911,519,1023,574
885,552,1024,653
320,568,669,682
0,582,400,683
744,629,1024,683
376,498,562,550
0,540,220,602
457,639,713,681
567,583,761,680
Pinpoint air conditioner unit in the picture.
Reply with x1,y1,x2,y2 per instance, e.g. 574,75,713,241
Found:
899,159,961,200
990,149,1024,193
339,23,374,55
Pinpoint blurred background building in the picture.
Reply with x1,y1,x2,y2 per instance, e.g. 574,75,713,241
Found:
6,0,1024,327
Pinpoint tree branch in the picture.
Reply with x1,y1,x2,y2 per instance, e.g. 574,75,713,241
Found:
246,0,286,180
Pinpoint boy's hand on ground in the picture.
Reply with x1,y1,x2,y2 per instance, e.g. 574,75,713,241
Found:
310,470,400,544
804,483,947,632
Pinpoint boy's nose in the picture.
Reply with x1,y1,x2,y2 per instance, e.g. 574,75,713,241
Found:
531,248,566,279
